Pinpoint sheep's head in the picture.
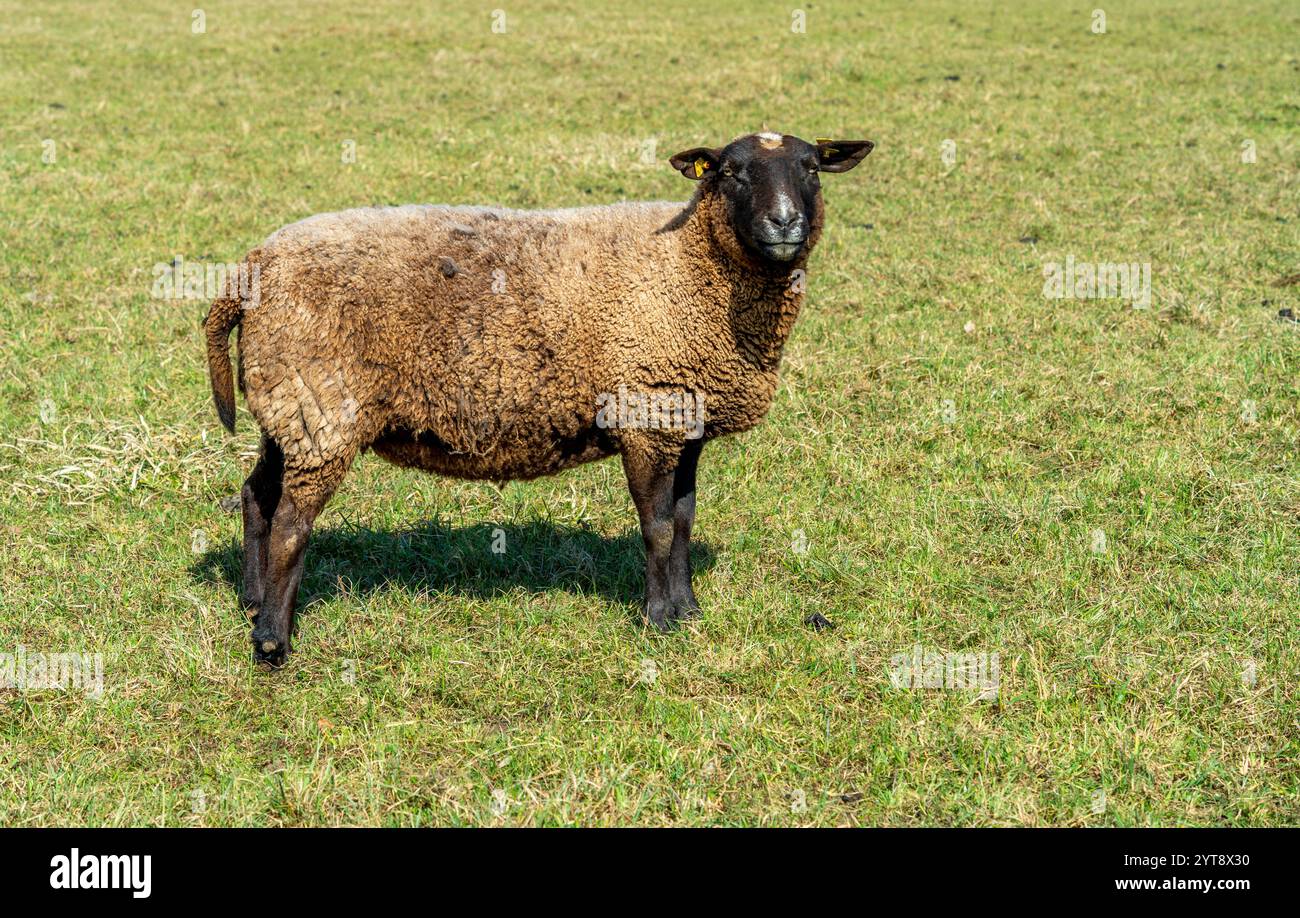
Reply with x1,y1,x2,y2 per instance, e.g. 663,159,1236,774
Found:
669,132,873,267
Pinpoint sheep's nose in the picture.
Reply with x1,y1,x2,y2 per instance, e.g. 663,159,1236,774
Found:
763,210,806,241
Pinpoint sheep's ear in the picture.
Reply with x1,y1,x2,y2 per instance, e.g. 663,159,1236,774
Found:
669,147,722,180
816,139,874,173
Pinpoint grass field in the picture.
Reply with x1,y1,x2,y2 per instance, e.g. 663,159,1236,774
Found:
1,0,1297,826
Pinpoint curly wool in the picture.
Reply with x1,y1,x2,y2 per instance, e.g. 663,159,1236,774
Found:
206,179,824,501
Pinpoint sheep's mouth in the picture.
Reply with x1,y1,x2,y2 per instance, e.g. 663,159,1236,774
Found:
757,240,805,262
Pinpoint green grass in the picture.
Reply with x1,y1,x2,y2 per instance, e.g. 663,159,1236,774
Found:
1,0,1298,826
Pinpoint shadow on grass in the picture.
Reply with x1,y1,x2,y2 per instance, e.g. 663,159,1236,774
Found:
190,517,717,622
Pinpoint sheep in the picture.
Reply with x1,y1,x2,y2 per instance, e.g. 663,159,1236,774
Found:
205,130,874,666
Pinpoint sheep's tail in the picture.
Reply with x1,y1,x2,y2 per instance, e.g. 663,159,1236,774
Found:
204,284,244,433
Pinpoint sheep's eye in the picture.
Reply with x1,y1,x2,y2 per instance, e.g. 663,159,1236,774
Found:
721,165,735,178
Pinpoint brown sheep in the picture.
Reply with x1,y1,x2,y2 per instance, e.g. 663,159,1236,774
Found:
206,131,874,666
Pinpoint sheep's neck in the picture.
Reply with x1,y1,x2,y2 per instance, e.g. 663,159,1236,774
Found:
726,272,803,370
682,196,805,371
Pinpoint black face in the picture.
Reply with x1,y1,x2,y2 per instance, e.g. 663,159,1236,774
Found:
717,135,821,263
669,133,874,265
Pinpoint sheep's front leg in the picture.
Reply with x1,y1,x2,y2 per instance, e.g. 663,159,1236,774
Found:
668,438,703,619
624,441,702,631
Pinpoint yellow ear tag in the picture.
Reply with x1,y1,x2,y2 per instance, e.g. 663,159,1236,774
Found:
694,159,709,177
816,137,838,155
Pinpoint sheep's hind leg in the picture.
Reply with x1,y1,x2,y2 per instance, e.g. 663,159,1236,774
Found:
250,460,347,668
624,442,701,632
240,434,283,619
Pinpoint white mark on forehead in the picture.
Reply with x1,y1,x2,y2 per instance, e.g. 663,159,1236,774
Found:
757,132,784,149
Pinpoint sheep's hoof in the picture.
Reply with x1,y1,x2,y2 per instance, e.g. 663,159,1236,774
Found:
251,630,288,669
643,600,676,633
671,597,701,621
